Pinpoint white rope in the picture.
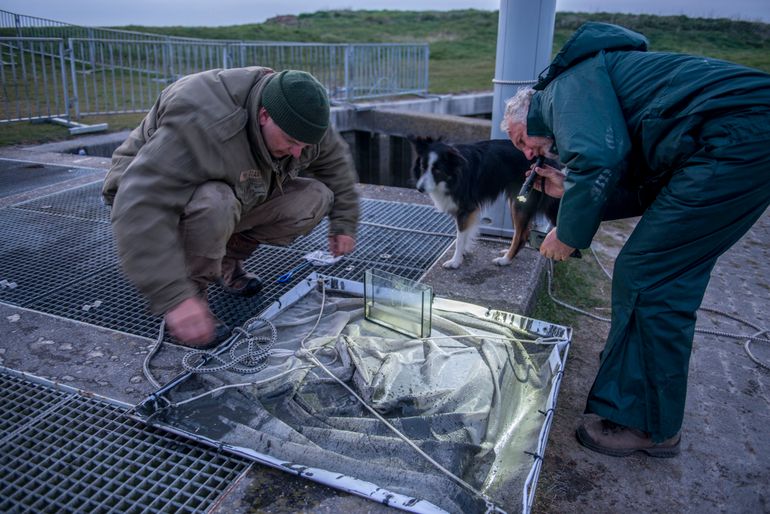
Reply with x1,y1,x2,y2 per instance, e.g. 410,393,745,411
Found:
292,279,501,512
545,259,610,323
546,244,769,369
153,279,504,511
180,319,277,374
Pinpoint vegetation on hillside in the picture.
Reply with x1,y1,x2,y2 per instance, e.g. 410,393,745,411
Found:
3,10,768,145
117,10,770,93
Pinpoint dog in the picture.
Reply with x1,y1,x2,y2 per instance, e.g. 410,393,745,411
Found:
408,136,559,269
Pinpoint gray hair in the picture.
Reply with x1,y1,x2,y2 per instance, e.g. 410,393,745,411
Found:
500,87,535,133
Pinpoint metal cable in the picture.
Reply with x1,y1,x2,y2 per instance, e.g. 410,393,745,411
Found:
142,318,165,388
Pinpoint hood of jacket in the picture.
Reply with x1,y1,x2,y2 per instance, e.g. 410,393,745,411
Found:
534,22,648,91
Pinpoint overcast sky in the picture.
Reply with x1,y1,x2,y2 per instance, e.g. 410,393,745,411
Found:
3,0,769,27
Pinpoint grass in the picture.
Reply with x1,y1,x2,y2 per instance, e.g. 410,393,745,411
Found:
531,251,611,327
116,10,770,92
0,113,144,147
2,10,769,147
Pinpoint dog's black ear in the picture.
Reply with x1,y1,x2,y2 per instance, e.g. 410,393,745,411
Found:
407,135,435,155
445,146,468,172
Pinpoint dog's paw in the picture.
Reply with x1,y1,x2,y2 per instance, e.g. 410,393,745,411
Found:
442,259,462,269
492,256,512,266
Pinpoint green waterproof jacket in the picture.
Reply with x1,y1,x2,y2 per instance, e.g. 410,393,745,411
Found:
527,22,770,249
102,66,359,313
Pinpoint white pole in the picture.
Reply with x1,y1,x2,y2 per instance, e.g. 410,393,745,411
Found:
481,0,557,237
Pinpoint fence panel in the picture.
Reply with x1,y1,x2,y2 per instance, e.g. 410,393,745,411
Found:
0,37,68,123
233,42,349,99
68,38,231,117
345,44,430,100
1,8,430,122
68,39,429,117
0,9,212,43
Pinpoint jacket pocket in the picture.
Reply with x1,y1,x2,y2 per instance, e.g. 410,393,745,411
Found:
235,170,268,211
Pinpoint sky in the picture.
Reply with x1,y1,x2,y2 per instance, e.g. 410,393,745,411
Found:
3,0,769,27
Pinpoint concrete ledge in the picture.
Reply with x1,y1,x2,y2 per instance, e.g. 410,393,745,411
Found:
420,238,546,316
351,108,492,143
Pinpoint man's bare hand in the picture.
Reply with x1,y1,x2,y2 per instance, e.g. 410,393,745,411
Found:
540,227,575,261
529,163,566,198
165,296,214,346
329,234,355,256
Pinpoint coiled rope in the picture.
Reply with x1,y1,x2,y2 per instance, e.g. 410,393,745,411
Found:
180,319,277,374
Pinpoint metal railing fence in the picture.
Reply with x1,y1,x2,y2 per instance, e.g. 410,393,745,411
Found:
0,37,69,123
0,9,212,43
1,10,430,124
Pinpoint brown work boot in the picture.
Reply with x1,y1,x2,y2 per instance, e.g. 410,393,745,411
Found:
219,257,263,297
576,417,681,458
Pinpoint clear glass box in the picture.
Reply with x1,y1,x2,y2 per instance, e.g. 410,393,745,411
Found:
364,268,432,338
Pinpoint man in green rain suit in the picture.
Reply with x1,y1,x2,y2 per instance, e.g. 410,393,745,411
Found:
502,22,770,457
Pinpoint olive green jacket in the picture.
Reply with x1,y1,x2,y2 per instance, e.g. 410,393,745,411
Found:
528,22,770,248
102,67,359,314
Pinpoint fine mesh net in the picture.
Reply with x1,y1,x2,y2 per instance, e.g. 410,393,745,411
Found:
139,278,569,513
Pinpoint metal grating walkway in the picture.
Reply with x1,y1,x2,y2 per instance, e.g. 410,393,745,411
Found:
0,370,250,513
0,176,455,341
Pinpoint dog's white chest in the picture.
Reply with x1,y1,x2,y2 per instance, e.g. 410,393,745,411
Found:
428,183,458,215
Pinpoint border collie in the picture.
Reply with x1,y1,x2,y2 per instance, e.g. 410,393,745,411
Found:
409,136,559,269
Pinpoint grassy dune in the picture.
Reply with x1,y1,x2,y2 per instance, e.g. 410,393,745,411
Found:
3,10,768,145
119,10,770,93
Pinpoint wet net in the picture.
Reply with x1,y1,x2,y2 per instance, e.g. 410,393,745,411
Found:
137,275,570,514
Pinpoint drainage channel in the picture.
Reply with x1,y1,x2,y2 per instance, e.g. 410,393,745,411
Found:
0,369,251,514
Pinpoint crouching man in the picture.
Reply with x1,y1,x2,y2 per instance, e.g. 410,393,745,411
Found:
103,68,359,349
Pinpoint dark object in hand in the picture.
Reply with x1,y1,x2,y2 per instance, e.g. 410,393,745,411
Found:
516,156,544,202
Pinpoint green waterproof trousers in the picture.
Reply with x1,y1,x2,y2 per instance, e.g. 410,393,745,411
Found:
586,110,770,442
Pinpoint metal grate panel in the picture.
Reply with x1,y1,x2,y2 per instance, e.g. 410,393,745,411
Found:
360,199,455,234
0,160,103,200
0,208,116,305
24,246,430,342
13,181,111,223
0,371,250,514
290,220,454,270
25,264,160,340
3,181,454,341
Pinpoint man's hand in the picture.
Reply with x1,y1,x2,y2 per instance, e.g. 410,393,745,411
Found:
165,296,214,346
530,162,566,198
540,227,575,261
329,234,355,257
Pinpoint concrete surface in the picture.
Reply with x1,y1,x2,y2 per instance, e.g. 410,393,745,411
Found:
1,141,768,514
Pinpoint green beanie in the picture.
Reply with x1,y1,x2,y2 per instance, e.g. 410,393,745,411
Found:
262,70,330,145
